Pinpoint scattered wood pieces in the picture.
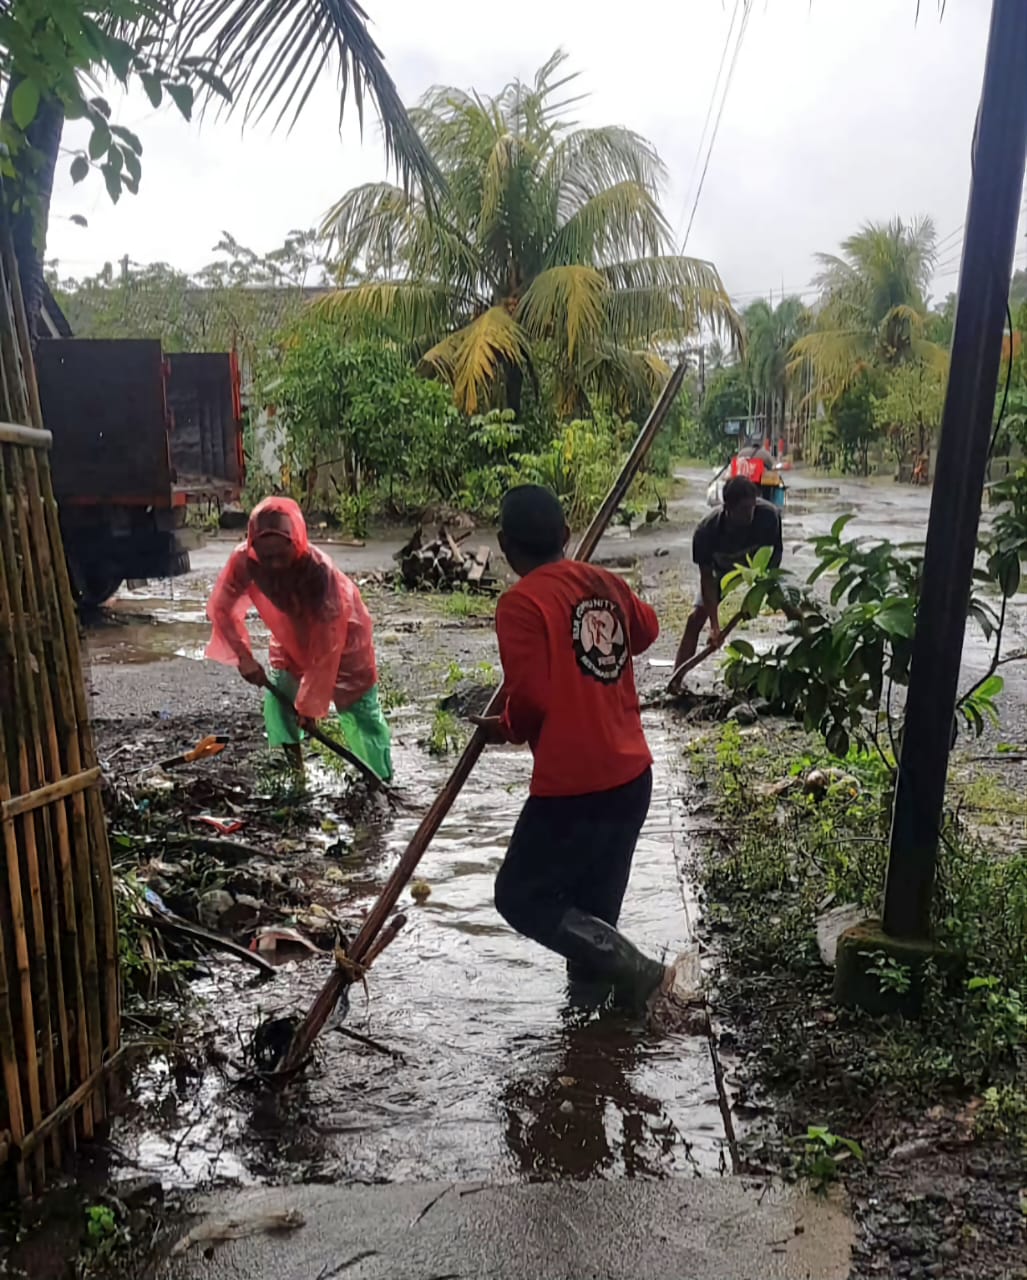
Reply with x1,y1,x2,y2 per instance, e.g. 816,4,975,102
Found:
131,912,275,978
395,525,495,591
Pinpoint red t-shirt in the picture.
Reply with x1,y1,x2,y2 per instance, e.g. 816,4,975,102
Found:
495,560,659,798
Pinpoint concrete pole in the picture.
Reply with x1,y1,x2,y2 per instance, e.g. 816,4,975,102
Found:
883,0,1027,940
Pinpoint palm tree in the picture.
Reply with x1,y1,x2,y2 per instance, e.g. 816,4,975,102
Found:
742,295,809,445
2,0,436,343
791,217,947,401
320,51,740,416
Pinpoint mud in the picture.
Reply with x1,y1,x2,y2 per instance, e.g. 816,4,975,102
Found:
103,714,724,1188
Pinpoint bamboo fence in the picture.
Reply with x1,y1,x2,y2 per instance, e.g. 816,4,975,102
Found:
0,201,120,1194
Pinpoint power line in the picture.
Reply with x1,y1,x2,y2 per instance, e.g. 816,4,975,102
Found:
728,284,819,302
675,0,741,242
682,0,753,251
934,222,965,253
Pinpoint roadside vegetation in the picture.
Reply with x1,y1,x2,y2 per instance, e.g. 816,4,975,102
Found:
671,462,1027,1273
685,719,1026,1274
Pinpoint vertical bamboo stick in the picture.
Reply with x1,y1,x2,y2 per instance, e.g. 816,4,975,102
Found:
0,447,48,1186
5,444,65,1167
19,447,92,1144
26,448,119,1069
8,444,75,1154
15,443,106,1137
0,268,29,426
0,793,28,1195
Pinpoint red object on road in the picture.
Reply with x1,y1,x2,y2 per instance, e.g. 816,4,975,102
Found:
730,455,766,484
197,816,245,837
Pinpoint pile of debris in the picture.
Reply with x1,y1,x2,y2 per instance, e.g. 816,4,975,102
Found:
395,524,495,591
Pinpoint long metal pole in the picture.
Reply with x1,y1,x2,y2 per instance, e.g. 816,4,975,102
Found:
884,0,1027,939
279,364,687,1070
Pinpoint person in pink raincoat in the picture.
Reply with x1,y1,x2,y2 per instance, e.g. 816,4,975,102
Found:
205,496,392,780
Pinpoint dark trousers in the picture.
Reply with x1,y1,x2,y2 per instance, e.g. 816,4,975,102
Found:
495,768,653,964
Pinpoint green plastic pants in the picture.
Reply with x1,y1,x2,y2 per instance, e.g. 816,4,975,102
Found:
263,669,393,782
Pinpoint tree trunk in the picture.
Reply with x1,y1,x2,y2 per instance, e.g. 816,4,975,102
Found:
504,361,523,417
1,81,66,351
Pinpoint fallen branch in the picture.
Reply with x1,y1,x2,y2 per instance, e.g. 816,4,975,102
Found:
335,1026,405,1062
132,913,275,978
163,834,270,864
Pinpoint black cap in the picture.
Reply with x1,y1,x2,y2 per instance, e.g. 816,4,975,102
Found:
500,484,567,556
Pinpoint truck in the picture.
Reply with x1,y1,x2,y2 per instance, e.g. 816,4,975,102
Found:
34,335,244,607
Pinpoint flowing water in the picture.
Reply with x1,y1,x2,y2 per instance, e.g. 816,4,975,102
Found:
111,710,727,1190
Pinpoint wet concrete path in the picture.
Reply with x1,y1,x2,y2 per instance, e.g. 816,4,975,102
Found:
155,1179,853,1280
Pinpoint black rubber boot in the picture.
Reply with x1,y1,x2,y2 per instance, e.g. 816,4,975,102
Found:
552,908,665,1010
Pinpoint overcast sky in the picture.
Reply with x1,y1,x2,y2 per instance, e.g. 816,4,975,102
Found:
46,0,1022,307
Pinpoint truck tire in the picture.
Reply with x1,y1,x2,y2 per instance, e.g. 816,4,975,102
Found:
68,556,122,610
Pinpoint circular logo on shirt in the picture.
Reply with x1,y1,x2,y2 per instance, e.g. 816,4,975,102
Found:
572,597,628,683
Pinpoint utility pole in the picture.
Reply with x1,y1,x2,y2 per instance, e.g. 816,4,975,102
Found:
884,0,1027,940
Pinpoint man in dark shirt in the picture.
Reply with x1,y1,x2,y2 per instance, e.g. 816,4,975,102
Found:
670,476,783,686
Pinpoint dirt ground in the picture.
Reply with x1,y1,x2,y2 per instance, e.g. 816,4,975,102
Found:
3,467,1025,1279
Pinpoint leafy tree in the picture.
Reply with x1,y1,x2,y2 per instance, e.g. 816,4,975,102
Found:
999,300,1027,454
691,365,749,463
721,504,1024,761
49,230,332,367
321,50,740,417
925,291,956,348
823,375,881,476
268,314,461,508
705,338,730,376
0,0,436,343
872,359,947,464
742,295,809,445
792,217,948,402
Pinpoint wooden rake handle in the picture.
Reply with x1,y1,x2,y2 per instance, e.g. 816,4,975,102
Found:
264,680,390,794
666,612,743,691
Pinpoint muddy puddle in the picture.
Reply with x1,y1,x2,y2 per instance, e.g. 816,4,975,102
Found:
110,715,726,1190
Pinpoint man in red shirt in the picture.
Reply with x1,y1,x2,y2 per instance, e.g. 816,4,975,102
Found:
473,485,683,1011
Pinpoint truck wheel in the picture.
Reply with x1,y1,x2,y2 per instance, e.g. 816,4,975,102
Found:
68,557,122,610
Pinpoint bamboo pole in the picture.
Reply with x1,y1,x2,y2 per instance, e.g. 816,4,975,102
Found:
0,247,31,1192
0,447,49,1185
0,423,51,447
0,281,29,428
11,223,120,1097
22,445,108,1135
278,364,688,1072
10,441,90,1154
0,761,28,1195
2,444,66,1169
16,1045,130,1163
25,441,120,1070
1,767,101,821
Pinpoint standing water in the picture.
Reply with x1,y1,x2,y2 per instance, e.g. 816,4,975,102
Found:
114,711,728,1189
